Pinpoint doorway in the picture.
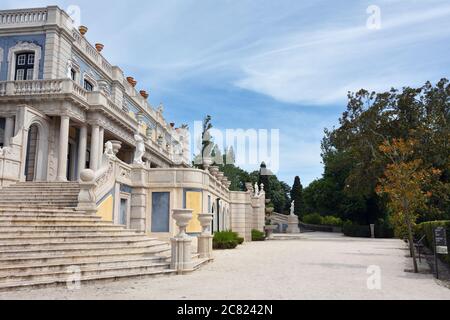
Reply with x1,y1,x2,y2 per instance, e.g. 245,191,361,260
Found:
25,124,39,181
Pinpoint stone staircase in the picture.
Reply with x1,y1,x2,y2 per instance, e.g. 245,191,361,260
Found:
0,182,208,292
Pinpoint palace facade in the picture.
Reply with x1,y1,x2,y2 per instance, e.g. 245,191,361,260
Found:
0,6,265,242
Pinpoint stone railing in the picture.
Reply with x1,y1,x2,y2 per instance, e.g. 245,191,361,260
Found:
72,29,113,78
147,168,231,200
0,8,48,26
77,155,135,214
0,79,88,102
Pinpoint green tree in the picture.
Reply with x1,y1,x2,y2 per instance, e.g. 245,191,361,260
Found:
290,176,304,217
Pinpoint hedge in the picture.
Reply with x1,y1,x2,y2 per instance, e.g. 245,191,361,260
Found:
213,231,243,250
416,221,450,264
343,221,395,239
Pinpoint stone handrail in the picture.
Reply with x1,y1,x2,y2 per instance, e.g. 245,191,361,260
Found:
0,8,48,26
77,155,134,214
77,155,115,214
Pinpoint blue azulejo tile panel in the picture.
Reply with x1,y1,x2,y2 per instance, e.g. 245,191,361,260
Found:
0,34,46,81
151,192,170,233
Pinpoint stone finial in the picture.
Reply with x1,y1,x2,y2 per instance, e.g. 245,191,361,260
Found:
254,183,259,197
260,183,265,193
78,25,88,36
245,182,254,193
95,43,104,52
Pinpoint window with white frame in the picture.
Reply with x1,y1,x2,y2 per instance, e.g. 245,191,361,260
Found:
7,42,42,81
14,52,35,81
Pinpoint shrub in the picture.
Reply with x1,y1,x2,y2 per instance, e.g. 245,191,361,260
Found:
303,213,323,225
374,219,395,239
322,216,343,227
252,229,266,241
343,221,371,238
213,231,241,250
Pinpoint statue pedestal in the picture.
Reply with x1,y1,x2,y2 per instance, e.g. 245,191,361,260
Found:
286,215,300,234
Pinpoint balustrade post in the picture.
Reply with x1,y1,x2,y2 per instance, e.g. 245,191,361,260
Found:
76,169,97,215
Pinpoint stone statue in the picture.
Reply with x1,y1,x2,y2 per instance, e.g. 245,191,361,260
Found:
157,103,164,114
104,141,115,157
133,134,145,165
254,183,259,197
290,201,295,216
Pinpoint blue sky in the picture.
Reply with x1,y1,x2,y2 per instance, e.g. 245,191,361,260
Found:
4,0,450,186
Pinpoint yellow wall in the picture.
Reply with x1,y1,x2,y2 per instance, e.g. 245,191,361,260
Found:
97,195,114,222
186,191,202,233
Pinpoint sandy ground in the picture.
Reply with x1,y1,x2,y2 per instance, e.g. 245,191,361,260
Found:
1,233,450,300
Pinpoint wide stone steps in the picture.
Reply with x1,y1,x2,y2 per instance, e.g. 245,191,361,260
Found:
0,182,189,292
0,219,123,226
0,256,165,275
0,225,127,232
0,269,177,292
0,246,171,266
0,232,144,242
0,260,171,283
0,238,162,251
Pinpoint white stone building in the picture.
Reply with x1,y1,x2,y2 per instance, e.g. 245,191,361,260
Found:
0,6,265,244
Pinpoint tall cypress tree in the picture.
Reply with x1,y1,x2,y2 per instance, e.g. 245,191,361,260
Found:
291,176,304,217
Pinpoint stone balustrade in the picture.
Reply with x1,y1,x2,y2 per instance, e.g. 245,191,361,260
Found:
0,8,48,26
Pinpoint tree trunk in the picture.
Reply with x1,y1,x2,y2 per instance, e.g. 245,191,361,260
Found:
406,215,418,273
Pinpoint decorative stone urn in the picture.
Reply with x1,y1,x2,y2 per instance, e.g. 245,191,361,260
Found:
131,79,137,87
221,177,229,186
225,181,232,189
172,209,193,238
264,225,277,240
197,213,214,260
202,157,213,171
78,25,88,36
171,209,194,273
140,90,149,99
209,166,219,177
198,213,214,235
108,140,122,155
126,77,134,85
216,172,224,181
95,43,104,52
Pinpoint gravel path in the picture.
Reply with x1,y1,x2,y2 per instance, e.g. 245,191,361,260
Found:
2,233,450,300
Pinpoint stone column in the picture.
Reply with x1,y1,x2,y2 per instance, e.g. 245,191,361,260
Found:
56,115,70,182
98,127,104,168
3,117,15,147
77,125,87,179
89,124,100,172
